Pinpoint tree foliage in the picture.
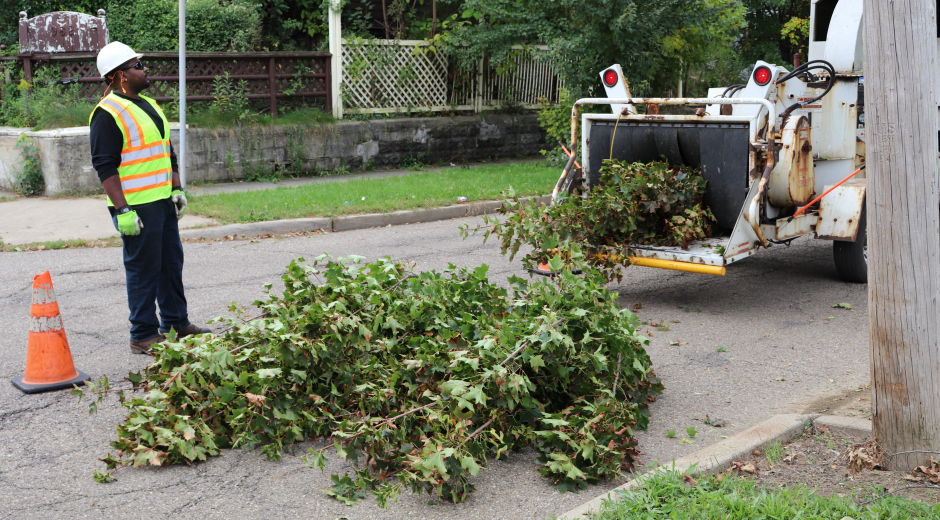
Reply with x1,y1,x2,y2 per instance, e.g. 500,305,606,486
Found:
78,256,662,505
443,0,745,98
738,0,811,65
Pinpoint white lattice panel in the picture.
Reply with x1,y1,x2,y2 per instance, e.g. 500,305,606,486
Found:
341,41,563,113
481,47,563,108
342,39,449,110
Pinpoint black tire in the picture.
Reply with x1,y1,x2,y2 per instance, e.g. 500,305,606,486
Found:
833,205,867,283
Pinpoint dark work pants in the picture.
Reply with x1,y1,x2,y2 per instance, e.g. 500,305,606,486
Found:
112,198,190,341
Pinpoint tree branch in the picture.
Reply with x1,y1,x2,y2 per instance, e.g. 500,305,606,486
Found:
460,417,495,448
500,318,566,366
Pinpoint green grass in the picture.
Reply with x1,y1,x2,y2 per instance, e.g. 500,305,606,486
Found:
592,470,939,520
188,162,556,224
31,103,98,130
0,196,16,203
185,107,334,129
765,441,784,467
0,237,122,252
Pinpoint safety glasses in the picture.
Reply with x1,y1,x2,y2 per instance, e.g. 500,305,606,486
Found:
122,61,145,71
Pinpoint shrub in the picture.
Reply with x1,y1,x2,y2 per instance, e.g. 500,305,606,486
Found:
78,256,663,505
106,0,262,52
14,134,44,195
0,67,95,129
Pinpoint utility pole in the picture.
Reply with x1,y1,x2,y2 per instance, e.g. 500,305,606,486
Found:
863,0,940,471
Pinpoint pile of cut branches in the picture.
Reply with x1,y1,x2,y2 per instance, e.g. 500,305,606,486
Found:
78,256,662,506
465,159,715,282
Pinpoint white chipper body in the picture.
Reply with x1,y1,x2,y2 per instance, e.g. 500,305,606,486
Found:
557,0,935,282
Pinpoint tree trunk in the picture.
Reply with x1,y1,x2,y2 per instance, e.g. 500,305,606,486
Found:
864,0,940,471
382,0,389,39
430,0,437,39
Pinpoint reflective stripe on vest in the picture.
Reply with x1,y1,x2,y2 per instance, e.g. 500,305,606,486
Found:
120,169,170,193
100,98,144,148
91,93,173,206
121,141,170,166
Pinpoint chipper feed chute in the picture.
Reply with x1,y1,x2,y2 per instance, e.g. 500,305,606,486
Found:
586,121,750,230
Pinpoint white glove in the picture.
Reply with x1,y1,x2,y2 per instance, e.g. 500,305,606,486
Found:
171,189,188,220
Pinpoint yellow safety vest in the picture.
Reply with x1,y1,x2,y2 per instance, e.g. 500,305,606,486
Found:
90,93,173,206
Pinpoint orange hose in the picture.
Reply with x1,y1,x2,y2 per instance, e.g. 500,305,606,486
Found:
558,141,582,169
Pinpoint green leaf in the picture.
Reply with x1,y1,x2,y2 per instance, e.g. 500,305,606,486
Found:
686,426,697,438
92,470,116,483
665,430,676,438
465,385,487,405
529,355,545,372
256,368,282,379
460,456,481,476
832,302,853,309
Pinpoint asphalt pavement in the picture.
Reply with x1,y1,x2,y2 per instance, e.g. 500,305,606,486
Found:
0,216,869,519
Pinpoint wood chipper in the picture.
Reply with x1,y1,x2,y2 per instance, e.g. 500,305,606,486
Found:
552,0,915,283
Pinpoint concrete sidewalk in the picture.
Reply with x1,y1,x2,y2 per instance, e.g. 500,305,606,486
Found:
0,158,542,246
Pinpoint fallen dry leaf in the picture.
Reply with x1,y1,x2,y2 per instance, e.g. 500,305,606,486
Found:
838,440,886,475
245,392,267,407
728,460,758,475
681,473,698,487
912,456,940,484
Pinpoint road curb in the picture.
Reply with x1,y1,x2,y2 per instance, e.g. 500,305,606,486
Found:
179,195,551,240
559,413,873,519
812,414,872,438
179,218,331,240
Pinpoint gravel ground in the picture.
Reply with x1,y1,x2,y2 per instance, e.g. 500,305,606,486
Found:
0,216,869,519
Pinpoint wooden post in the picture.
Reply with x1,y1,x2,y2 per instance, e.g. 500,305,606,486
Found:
269,56,277,118
863,0,940,471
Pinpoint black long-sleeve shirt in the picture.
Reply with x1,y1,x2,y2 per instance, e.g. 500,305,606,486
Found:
89,92,178,184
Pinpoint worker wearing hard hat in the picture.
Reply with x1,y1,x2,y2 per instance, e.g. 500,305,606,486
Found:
89,41,210,354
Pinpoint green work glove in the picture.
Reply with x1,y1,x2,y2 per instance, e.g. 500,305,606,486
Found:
116,209,143,236
171,188,187,220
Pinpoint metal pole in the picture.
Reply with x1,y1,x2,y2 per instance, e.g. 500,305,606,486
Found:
178,0,186,187
328,1,343,119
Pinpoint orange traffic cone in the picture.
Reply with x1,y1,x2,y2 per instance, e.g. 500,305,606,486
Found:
11,271,90,394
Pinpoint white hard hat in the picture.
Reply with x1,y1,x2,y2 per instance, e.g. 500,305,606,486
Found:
96,42,144,78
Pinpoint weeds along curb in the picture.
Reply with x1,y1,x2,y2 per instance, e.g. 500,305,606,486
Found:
179,195,551,240
559,414,874,519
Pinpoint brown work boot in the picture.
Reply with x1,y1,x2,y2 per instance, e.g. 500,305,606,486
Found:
130,334,166,355
165,323,212,339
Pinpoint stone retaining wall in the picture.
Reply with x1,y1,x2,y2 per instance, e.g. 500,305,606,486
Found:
0,114,546,195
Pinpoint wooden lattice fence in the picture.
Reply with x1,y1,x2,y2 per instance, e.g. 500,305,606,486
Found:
1,51,331,116
342,41,563,114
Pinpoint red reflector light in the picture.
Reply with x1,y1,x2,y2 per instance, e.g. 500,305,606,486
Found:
603,69,618,87
754,66,772,86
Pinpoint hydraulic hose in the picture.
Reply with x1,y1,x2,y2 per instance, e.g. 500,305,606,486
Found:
777,60,836,120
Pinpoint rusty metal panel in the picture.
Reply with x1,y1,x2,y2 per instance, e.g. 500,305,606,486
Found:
797,77,858,161
727,175,764,257
19,11,108,54
760,213,818,242
769,115,814,207
628,236,729,267
815,178,865,240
